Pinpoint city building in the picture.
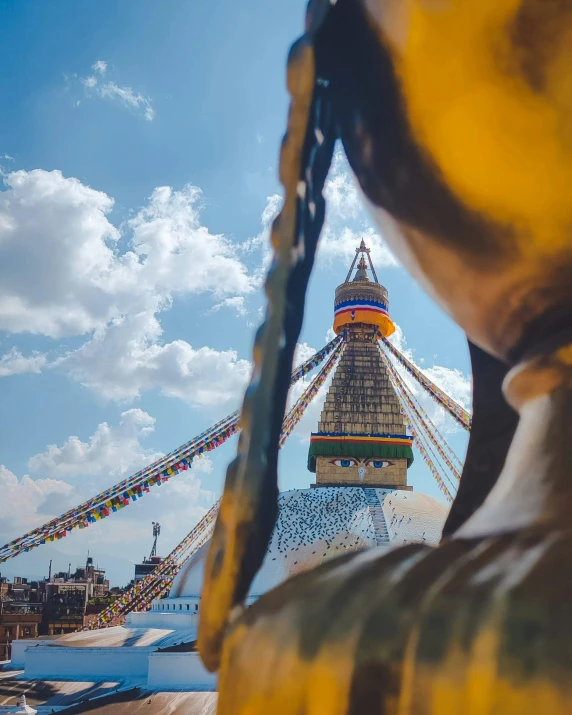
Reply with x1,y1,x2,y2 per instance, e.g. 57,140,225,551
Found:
134,556,163,583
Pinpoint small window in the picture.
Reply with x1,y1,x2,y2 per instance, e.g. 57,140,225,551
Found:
23,627,31,637
195,604,198,612
186,604,189,611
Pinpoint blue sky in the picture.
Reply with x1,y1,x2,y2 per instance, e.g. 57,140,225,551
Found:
0,0,470,586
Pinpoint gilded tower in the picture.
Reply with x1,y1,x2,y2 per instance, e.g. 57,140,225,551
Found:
308,240,414,488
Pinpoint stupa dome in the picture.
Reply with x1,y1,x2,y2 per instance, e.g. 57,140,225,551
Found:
170,486,447,600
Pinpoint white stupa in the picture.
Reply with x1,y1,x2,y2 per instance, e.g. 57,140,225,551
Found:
167,487,446,605
4,244,450,710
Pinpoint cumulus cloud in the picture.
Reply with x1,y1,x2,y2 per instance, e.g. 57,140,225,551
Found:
0,465,74,538
293,342,318,367
319,225,398,269
0,169,122,338
58,311,251,404
319,151,398,267
28,408,162,479
0,411,218,557
0,347,47,376
324,327,336,343
127,184,252,299
240,150,397,291
0,168,256,403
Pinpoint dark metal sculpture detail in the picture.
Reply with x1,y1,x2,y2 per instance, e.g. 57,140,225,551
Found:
198,0,337,671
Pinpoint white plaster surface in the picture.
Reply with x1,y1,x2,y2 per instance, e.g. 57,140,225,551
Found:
10,639,53,669
14,625,198,680
126,611,199,629
147,652,216,690
32,625,197,649
171,487,448,601
24,644,154,680
380,490,448,545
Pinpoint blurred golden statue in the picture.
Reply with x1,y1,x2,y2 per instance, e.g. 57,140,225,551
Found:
199,1,572,712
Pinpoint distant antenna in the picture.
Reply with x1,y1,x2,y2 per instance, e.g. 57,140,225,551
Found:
150,522,161,559
48,559,52,581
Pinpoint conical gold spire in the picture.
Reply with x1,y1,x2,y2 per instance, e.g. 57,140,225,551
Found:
309,243,413,487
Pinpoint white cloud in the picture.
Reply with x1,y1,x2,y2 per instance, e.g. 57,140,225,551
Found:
239,193,281,286
240,151,398,289
323,151,361,221
28,408,162,479
0,169,251,337
81,76,98,89
319,152,398,268
324,327,336,343
422,364,472,413
127,184,252,299
58,310,251,404
0,169,122,338
76,60,154,121
0,412,218,559
0,466,74,539
92,60,107,75
210,296,247,316
288,369,333,445
319,225,398,269
0,168,257,403
286,341,333,444
98,81,155,121
387,324,471,435
293,342,317,368
0,347,47,376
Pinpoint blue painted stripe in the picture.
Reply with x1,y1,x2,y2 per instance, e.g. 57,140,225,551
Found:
311,431,412,441
335,298,388,311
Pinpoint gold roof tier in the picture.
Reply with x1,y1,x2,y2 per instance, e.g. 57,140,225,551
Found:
333,240,395,338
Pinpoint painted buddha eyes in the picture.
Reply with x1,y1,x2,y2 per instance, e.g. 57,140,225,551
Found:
366,459,393,469
329,459,394,468
330,458,358,467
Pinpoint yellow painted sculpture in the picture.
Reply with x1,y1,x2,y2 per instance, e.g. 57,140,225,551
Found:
199,1,572,712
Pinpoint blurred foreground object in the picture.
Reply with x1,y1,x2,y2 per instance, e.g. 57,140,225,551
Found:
200,1,572,712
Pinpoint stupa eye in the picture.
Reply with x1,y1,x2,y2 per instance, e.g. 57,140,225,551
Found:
330,458,358,468
365,459,393,469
